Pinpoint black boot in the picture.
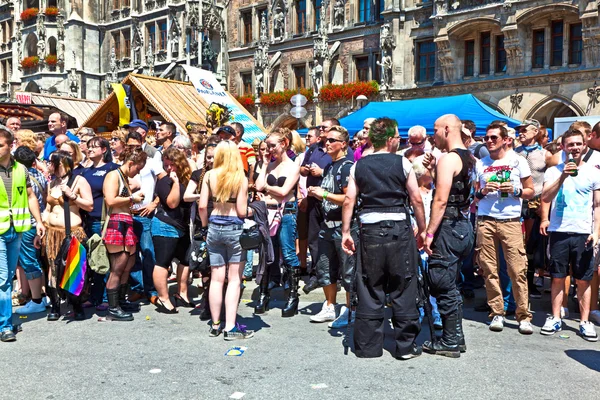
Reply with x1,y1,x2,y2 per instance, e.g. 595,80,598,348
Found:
282,268,299,317
457,305,466,353
118,284,140,312
107,288,134,321
254,282,271,314
70,294,85,321
423,311,460,358
47,287,61,321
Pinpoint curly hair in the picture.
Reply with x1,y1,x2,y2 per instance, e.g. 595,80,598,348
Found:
163,146,192,187
14,129,37,151
120,146,148,167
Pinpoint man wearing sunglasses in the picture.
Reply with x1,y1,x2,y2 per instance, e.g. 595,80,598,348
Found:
473,122,535,335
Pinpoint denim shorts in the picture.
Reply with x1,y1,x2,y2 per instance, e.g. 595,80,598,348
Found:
207,224,246,266
151,217,183,238
18,228,43,280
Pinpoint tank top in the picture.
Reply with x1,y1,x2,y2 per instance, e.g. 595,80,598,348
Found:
445,148,475,210
515,145,546,196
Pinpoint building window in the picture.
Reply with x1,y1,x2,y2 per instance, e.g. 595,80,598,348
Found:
113,32,121,59
294,65,306,88
464,40,475,77
113,0,120,9
359,0,371,23
147,23,156,50
480,32,491,75
296,0,307,34
355,56,369,82
417,40,435,82
313,0,322,30
496,35,506,72
123,29,131,59
242,11,252,45
241,72,252,95
159,20,168,51
551,20,563,67
373,52,381,84
532,29,544,68
374,0,385,21
569,23,582,65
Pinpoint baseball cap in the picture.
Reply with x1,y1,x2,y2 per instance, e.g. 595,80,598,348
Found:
216,126,236,137
123,119,149,132
515,119,540,130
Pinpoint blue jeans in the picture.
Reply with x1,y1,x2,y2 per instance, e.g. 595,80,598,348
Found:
498,246,516,313
18,228,42,280
85,220,108,305
244,250,254,277
419,251,441,321
278,213,300,269
0,227,22,333
133,216,157,297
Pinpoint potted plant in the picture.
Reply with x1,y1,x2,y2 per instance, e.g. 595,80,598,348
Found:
20,56,40,71
45,6,59,21
20,8,39,22
45,54,58,66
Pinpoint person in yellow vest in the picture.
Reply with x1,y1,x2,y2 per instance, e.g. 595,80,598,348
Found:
0,129,45,342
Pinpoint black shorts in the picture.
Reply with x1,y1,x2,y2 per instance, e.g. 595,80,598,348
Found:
153,235,191,268
548,232,594,281
315,225,357,291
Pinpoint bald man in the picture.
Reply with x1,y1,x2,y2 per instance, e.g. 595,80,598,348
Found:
6,117,21,132
422,114,476,358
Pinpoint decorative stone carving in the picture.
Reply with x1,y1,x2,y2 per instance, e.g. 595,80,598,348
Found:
186,1,200,58
69,69,79,98
14,21,22,68
582,16,600,66
145,0,156,11
202,0,223,33
509,88,523,117
333,0,345,28
132,18,143,67
312,1,330,94
37,38,46,61
36,13,45,40
57,14,65,41
503,27,524,74
586,82,600,115
201,32,217,71
272,1,286,40
254,11,269,96
106,48,119,90
169,10,181,58
146,39,155,75
57,41,65,67
436,38,455,82
434,0,448,19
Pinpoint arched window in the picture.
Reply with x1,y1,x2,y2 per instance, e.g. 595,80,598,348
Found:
24,33,38,58
48,37,57,56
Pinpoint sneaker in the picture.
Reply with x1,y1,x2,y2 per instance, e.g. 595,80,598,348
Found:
579,321,598,342
589,310,600,326
518,320,534,335
310,301,336,323
529,286,542,299
328,306,355,329
397,344,422,360
302,275,319,294
540,316,562,336
489,315,505,332
224,324,254,340
560,307,569,319
1,330,16,342
209,324,222,337
15,300,47,315
534,276,544,288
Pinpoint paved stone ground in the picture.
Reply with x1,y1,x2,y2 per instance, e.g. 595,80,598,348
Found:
2,278,600,399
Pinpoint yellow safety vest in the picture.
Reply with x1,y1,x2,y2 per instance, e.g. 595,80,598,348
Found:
0,162,32,234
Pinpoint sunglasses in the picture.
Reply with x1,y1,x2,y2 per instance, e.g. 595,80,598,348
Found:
484,135,500,142
110,137,121,142
326,138,344,144
409,139,426,146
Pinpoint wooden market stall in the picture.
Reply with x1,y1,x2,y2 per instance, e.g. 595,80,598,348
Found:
81,74,264,135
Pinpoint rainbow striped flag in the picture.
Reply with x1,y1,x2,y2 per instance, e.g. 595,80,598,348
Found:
59,237,88,296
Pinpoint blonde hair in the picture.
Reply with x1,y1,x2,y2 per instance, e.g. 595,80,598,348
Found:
111,128,128,143
60,140,84,165
267,127,292,150
14,129,37,151
211,140,245,202
291,130,306,155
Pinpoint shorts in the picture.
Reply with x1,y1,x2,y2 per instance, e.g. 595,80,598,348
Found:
207,223,246,266
153,235,191,268
104,213,137,248
18,228,43,280
548,232,594,281
315,225,357,291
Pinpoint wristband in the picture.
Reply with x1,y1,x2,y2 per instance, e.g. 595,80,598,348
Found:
513,188,523,198
323,191,329,200
426,232,434,238
475,189,485,200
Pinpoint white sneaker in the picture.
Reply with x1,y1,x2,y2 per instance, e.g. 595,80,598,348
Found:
579,321,598,342
328,306,355,329
541,316,562,336
310,301,336,323
15,300,47,315
489,315,505,332
518,320,534,335
560,307,569,319
589,310,600,326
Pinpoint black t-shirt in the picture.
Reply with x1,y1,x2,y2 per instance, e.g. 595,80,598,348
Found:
155,175,192,232
190,169,212,226
79,162,119,220
321,158,353,222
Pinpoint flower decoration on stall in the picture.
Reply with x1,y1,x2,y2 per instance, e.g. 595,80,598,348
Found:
206,102,232,131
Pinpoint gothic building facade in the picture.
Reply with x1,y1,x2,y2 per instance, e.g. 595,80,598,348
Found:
228,0,600,130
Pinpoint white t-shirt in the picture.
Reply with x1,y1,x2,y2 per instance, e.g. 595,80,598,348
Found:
135,154,165,208
559,148,600,166
476,151,531,219
349,156,413,224
544,163,600,234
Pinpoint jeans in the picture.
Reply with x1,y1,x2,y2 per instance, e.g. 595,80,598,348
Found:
85,220,108,305
460,212,477,291
133,216,157,297
278,213,300,269
0,227,22,333
498,246,516,312
419,251,441,321
18,228,43,280
428,218,474,316
243,250,254,278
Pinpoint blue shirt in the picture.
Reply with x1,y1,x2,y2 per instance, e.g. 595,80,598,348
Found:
79,162,119,220
43,131,80,160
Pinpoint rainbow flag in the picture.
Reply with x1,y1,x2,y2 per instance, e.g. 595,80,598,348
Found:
59,237,87,296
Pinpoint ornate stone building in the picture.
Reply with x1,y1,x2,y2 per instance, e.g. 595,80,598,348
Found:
0,0,230,101
229,0,600,130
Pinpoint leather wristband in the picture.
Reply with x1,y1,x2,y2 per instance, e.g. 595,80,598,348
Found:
475,189,485,200
513,188,523,198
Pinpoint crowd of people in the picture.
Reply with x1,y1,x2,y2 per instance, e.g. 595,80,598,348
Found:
1,111,600,362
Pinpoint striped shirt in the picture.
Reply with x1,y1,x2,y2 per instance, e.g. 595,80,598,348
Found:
0,159,32,205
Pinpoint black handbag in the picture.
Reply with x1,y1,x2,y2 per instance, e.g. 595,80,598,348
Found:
240,202,260,250
187,202,209,274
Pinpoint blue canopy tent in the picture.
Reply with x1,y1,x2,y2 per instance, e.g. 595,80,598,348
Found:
308,94,520,138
